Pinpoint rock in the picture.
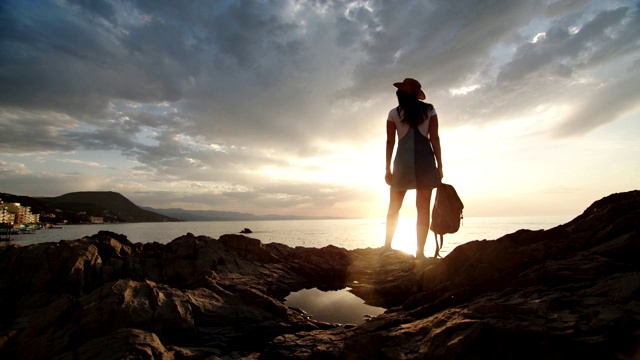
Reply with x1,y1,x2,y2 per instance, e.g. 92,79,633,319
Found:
16,295,79,360
72,328,173,360
219,233,281,263
85,230,134,259
0,190,638,359
240,228,253,234
12,240,102,297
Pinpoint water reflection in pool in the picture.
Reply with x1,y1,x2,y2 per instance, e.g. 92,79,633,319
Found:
285,287,386,325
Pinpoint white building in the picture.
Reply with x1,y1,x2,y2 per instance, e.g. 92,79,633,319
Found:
2,201,39,225
0,200,13,225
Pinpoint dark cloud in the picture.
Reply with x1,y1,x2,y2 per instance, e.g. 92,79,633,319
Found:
497,6,633,85
345,0,543,96
0,0,637,215
65,0,118,23
545,0,593,17
435,3,640,131
0,108,78,154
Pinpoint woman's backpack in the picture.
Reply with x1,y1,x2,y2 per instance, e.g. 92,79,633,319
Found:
430,183,464,258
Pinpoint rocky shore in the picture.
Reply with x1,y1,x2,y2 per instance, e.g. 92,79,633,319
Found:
0,191,638,359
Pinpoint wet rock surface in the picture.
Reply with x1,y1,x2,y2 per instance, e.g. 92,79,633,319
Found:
0,191,638,359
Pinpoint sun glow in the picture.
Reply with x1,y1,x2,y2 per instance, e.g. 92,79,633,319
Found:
384,216,444,257
256,141,383,186
391,217,420,255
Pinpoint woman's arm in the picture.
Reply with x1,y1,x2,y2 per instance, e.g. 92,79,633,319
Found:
385,120,396,185
428,114,443,180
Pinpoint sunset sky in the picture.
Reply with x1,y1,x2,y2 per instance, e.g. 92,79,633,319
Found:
1,0,638,219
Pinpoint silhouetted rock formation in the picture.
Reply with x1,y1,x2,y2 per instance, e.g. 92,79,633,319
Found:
0,191,638,359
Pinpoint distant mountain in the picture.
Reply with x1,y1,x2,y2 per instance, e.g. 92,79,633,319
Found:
44,191,179,223
1,190,340,223
142,207,341,221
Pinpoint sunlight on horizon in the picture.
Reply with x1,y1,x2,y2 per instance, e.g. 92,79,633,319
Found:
389,217,422,255
380,216,441,257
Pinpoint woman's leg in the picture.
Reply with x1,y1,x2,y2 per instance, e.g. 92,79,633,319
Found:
415,188,433,258
384,189,407,249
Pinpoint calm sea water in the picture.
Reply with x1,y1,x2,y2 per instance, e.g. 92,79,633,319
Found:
6,216,573,258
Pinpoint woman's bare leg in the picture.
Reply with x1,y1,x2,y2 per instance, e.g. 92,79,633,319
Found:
415,188,433,258
385,189,407,250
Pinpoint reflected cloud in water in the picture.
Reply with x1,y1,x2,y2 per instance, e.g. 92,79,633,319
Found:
285,287,385,325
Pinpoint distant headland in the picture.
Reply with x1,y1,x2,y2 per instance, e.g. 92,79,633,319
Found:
0,191,342,226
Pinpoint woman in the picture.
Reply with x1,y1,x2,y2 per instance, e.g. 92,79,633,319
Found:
383,78,443,259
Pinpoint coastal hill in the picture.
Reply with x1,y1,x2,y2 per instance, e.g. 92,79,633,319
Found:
45,191,178,223
1,191,333,223
0,190,638,359
0,191,178,223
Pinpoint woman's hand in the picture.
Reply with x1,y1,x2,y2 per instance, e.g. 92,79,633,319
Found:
385,171,392,185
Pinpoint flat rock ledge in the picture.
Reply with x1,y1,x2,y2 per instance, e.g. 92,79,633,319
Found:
0,191,639,359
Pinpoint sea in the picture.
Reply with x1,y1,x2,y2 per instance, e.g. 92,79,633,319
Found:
6,216,574,258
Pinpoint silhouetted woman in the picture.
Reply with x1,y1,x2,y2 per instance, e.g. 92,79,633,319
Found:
384,78,443,259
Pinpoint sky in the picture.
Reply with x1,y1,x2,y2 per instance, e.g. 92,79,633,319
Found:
0,0,639,219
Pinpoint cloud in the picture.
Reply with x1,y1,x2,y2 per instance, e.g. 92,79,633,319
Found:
0,0,637,216
0,170,113,197
0,108,78,154
0,161,31,175
553,68,640,137
344,1,543,97
545,0,594,17
125,180,373,216
56,159,109,168
496,6,635,85
435,3,640,132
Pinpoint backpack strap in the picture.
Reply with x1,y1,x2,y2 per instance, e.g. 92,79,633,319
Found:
433,232,444,258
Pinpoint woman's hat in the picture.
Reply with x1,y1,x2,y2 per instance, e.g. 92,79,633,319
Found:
393,78,425,100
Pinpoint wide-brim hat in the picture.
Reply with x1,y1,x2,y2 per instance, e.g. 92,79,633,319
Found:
393,78,425,100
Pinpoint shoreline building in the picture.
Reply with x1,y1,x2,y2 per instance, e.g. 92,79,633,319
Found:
0,199,39,226
0,199,15,225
